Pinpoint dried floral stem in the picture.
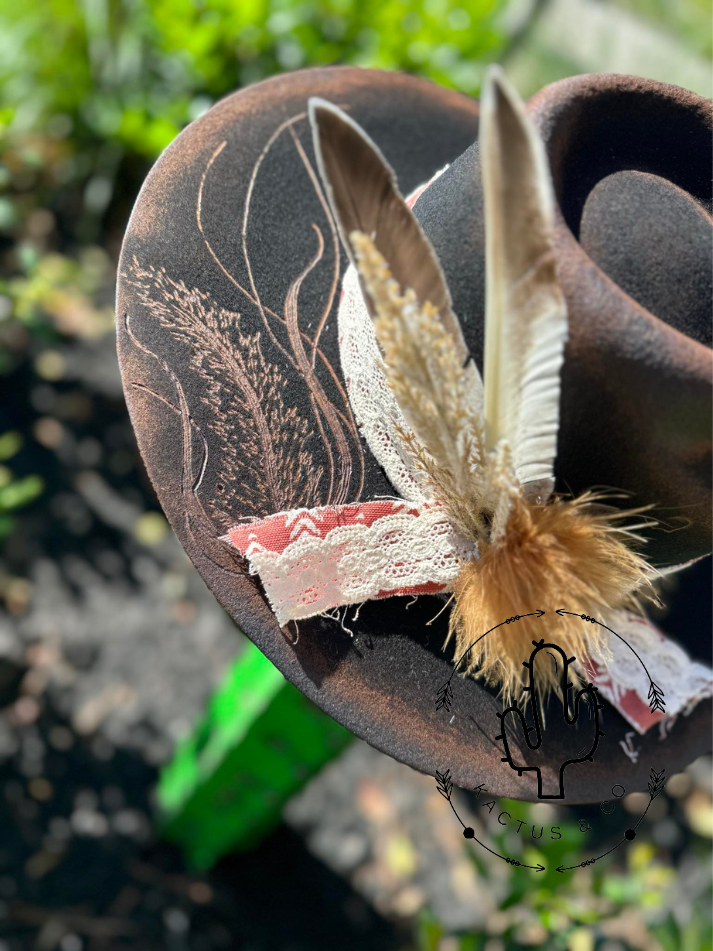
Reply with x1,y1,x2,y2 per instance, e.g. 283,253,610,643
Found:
351,231,490,541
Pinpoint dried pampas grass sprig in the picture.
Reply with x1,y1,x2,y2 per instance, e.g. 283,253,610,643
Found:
350,230,489,542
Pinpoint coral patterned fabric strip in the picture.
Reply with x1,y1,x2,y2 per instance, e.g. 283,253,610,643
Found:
222,500,473,625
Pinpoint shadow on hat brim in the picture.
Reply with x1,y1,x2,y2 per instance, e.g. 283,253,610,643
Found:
117,67,711,803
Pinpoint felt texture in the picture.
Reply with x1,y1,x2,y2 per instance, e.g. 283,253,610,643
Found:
117,67,711,802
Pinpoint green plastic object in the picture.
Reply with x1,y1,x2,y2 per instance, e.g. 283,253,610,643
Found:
157,639,353,868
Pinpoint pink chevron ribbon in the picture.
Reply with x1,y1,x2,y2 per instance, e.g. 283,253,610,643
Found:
582,612,712,735
221,499,472,626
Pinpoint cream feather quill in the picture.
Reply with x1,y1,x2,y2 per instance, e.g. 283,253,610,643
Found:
481,65,568,501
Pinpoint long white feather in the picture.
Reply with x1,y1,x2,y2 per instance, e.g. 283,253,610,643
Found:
480,65,568,501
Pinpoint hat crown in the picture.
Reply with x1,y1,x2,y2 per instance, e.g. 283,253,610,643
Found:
413,73,712,564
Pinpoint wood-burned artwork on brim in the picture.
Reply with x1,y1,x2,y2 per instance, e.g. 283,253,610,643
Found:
121,108,368,579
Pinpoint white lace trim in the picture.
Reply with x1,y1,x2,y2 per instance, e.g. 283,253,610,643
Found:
239,502,473,625
338,265,429,502
587,611,712,734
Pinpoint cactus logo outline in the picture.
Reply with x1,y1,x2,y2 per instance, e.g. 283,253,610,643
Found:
495,640,605,800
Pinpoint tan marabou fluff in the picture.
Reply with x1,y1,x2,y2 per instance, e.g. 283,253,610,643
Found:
449,490,657,700
351,231,658,699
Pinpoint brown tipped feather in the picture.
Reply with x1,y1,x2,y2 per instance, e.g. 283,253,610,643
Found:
480,65,568,499
308,97,479,394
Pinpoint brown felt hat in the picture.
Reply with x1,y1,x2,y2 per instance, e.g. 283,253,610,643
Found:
117,67,711,803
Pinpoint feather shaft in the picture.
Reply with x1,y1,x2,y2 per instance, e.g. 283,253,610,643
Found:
480,66,568,499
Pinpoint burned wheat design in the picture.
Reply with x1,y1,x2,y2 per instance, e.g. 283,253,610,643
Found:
124,114,365,561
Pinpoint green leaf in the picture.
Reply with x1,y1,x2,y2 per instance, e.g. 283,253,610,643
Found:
0,473,43,512
0,430,22,461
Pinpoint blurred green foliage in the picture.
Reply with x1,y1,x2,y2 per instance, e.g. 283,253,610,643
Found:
0,0,503,163
615,0,712,59
415,792,713,950
0,429,43,538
